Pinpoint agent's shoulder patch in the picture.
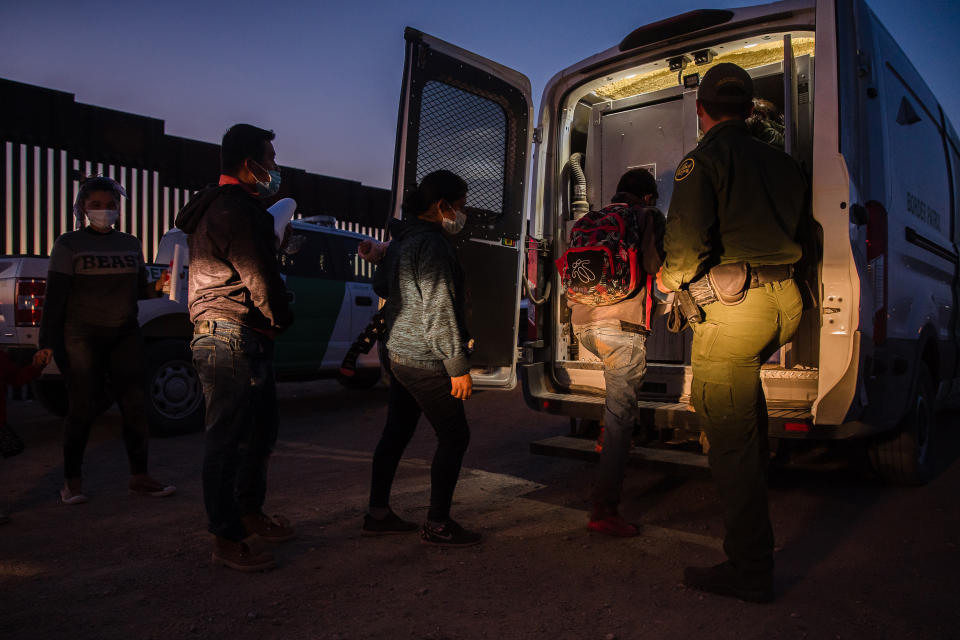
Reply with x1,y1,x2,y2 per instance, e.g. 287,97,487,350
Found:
674,158,696,182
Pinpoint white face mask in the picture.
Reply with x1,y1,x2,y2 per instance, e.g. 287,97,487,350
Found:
86,209,119,230
441,209,467,235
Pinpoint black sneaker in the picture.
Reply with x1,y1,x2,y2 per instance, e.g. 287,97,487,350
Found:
683,562,774,604
420,519,482,547
362,510,418,536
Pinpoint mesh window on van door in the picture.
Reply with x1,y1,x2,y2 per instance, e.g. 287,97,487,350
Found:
415,80,507,220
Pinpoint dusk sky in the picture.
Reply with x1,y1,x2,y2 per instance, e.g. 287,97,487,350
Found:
2,0,958,188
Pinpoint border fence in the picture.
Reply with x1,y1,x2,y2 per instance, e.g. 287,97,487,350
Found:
1,78,389,262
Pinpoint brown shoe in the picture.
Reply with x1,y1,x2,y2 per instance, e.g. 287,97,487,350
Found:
211,534,276,572
242,512,296,542
129,474,176,497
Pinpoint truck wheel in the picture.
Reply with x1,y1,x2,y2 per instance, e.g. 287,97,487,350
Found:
143,339,204,437
337,367,382,389
869,362,937,485
31,379,69,417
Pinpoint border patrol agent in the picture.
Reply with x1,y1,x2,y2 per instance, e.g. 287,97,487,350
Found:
658,63,808,603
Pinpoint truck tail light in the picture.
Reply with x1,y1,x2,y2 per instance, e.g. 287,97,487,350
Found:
15,278,46,327
865,201,888,345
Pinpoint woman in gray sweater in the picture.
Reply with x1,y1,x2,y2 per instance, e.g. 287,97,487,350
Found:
363,170,479,546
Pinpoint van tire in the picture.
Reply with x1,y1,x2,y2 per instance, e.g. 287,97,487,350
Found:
868,362,937,485
143,339,204,437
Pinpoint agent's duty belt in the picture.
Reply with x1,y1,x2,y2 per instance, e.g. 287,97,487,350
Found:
688,263,794,308
749,264,795,287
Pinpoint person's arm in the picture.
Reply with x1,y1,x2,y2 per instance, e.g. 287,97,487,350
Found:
10,351,49,386
217,208,293,332
136,249,160,299
358,239,389,264
640,207,666,277
38,240,74,351
415,238,469,379
661,154,717,291
372,242,396,300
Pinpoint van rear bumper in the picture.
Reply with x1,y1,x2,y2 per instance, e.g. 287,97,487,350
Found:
520,362,887,440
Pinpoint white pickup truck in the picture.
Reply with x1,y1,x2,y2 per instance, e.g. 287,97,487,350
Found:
0,252,203,435
0,214,383,436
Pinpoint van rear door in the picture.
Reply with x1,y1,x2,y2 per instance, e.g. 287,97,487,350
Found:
390,28,533,389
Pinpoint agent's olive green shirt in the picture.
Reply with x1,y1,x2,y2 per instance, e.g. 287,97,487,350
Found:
661,120,807,291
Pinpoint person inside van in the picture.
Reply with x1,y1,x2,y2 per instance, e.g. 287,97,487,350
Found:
563,168,665,537
38,176,176,505
745,98,785,148
363,170,480,547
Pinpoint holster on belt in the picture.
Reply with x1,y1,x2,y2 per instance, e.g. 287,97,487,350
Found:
664,263,796,333
693,262,796,308
667,289,702,333
707,262,749,305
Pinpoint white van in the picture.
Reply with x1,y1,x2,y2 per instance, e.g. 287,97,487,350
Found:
388,0,960,484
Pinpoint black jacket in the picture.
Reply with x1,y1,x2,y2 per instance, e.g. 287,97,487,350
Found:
175,185,292,332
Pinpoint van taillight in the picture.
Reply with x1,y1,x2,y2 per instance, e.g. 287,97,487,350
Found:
865,201,888,345
15,278,46,327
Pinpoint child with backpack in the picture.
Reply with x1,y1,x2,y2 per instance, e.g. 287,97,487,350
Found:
556,168,665,536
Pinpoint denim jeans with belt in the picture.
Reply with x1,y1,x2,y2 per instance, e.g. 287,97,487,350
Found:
574,322,648,509
191,319,278,542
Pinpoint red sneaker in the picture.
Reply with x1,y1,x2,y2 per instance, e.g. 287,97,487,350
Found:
587,514,639,537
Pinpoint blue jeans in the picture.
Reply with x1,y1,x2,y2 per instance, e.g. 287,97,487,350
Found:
191,320,278,542
574,322,647,509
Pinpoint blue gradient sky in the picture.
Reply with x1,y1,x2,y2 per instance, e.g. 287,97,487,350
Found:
2,0,957,188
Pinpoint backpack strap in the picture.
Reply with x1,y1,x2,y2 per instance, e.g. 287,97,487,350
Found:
644,273,654,329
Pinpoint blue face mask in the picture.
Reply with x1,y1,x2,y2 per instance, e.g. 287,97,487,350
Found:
255,169,282,198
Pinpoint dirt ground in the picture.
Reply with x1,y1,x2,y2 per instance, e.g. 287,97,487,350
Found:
2,380,959,640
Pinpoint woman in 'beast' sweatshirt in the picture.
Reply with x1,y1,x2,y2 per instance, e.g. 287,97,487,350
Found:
362,170,481,547
39,176,175,505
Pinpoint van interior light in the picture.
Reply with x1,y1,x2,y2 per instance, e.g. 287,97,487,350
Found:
693,49,716,65
683,73,701,89
668,55,691,72
743,42,758,48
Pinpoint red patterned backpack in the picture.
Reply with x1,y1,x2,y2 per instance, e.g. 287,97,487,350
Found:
556,203,642,306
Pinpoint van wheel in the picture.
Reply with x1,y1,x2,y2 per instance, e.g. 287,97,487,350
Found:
144,339,204,437
868,362,937,485
338,367,382,389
